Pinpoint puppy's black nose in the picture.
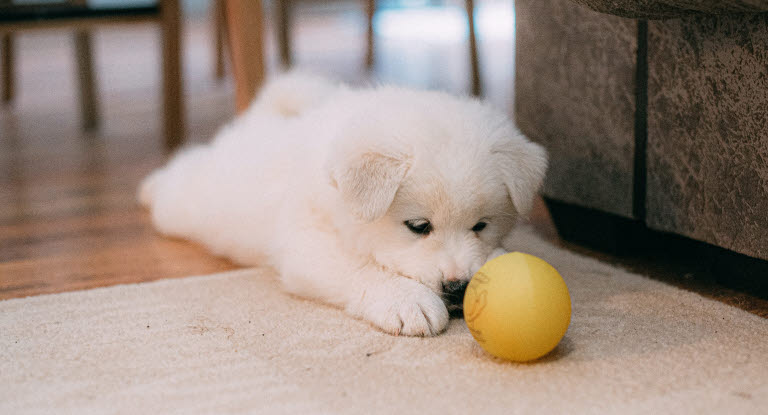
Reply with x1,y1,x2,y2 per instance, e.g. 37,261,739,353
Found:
442,280,469,305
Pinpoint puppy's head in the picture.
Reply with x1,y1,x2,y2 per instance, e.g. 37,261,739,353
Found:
327,88,547,309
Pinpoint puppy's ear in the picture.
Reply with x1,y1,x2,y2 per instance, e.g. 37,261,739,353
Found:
329,148,412,222
492,134,548,216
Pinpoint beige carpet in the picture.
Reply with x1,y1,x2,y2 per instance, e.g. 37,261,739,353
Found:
2,228,767,414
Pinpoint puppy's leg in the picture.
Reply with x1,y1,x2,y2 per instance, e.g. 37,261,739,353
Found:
278,231,449,336
345,274,450,336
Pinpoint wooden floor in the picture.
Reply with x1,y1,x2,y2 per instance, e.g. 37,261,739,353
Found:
1,5,766,318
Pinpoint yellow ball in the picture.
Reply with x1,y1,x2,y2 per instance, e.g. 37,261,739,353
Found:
463,252,571,362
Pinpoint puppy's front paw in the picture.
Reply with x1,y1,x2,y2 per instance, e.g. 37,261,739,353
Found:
351,277,449,336
488,247,507,262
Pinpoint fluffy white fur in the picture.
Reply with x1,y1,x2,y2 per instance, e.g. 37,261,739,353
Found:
140,73,548,336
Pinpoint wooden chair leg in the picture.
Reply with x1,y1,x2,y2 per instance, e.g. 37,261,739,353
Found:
465,0,481,96
365,0,375,69
2,33,13,103
275,0,292,68
74,31,100,130
213,0,226,80
224,0,266,113
162,0,184,149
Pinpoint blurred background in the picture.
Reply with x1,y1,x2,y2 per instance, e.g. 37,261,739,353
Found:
1,0,515,150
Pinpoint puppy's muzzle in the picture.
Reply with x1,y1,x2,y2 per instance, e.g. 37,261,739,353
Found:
442,280,469,314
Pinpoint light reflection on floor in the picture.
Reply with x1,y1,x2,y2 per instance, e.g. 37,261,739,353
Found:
375,1,514,43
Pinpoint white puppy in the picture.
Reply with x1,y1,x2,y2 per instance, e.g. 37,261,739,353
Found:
140,73,547,336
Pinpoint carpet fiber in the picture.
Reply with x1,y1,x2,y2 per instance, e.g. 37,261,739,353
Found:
2,228,767,414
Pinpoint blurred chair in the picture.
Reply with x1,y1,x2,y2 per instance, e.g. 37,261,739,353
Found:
219,0,265,113
0,0,184,149
216,0,481,114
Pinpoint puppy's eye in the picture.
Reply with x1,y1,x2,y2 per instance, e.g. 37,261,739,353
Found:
472,221,487,233
405,219,432,236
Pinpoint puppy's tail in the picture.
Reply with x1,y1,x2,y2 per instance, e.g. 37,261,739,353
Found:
253,71,340,117
138,169,162,208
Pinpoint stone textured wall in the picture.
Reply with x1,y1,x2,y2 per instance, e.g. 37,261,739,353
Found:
515,0,638,218
646,13,768,260
571,0,768,19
